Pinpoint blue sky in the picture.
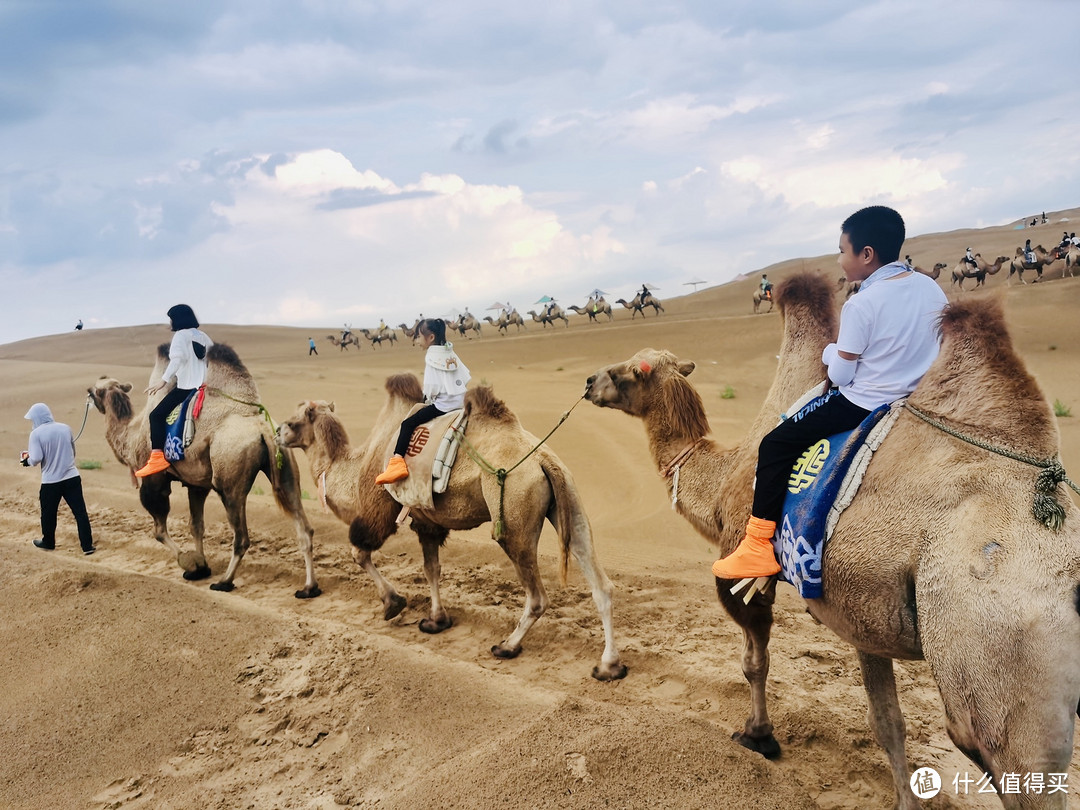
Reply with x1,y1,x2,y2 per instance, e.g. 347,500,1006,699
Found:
2,0,1077,344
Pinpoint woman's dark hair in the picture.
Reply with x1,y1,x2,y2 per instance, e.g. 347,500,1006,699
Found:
419,318,447,345
841,206,905,265
167,304,200,331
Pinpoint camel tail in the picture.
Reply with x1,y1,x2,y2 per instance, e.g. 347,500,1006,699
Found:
538,452,581,586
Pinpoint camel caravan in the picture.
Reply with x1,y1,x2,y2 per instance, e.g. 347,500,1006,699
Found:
585,272,1080,809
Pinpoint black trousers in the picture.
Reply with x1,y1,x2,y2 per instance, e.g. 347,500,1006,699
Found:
752,390,871,523
40,475,94,551
393,403,445,457
149,387,192,450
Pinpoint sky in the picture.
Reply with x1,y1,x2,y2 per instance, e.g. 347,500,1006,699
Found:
2,0,1078,345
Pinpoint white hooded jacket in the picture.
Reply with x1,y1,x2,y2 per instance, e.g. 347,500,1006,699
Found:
422,342,470,411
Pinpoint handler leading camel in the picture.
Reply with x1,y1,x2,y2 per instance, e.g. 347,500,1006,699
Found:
713,206,947,580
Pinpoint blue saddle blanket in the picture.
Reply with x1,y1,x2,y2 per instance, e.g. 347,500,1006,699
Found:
163,391,196,463
771,402,891,599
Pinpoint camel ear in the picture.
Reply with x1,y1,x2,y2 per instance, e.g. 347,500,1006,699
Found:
121,383,132,392
677,360,695,377
328,401,336,412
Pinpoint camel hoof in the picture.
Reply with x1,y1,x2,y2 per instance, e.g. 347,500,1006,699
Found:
209,581,236,593
419,616,453,634
731,730,781,760
491,644,522,660
294,584,322,599
591,663,629,682
383,593,407,621
182,566,212,581
177,550,209,573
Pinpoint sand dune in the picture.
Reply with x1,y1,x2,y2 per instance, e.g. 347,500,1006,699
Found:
2,211,1079,808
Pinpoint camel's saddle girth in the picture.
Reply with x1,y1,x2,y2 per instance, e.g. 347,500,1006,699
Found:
381,406,468,510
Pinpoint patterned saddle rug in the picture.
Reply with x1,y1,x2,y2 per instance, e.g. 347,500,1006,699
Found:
770,394,905,599
163,387,206,463
381,406,468,510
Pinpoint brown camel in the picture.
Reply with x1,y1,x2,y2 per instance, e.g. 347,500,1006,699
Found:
615,292,664,319
526,305,569,328
360,328,398,348
88,344,319,597
277,380,626,680
453,313,483,338
398,320,422,346
1064,244,1080,278
568,297,614,323
835,273,861,298
326,333,362,351
1008,245,1062,285
585,272,1080,809
751,289,773,314
482,310,526,334
950,254,1008,290
913,262,947,280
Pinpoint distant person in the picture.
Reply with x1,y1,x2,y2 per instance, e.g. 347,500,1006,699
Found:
1071,232,1079,247
1024,239,1035,265
1060,232,1071,250
964,247,977,269
760,273,774,300
374,319,470,485
74,318,83,331
1041,211,1047,224
639,284,651,300
904,254,913,268
21,403,96,555
342,323,352,341
308,337,318,356
712,206,947,580
135,304,213,478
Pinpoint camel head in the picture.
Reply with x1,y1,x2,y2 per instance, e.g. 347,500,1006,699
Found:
87,376,134,418
585,349,709,439
278,400,349,455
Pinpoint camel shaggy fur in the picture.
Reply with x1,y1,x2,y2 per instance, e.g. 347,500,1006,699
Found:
278,378,626,680
88,343,319,597
585,272,1080,809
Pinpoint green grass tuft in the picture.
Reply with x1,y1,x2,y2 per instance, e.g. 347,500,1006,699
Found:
77,460,103,470
720,385,736,400
1053,399,1072,418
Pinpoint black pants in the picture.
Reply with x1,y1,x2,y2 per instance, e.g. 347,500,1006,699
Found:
752,390,871,523
40,476,94,551
149,387,193,450
309,346,318,355
393,403,445,457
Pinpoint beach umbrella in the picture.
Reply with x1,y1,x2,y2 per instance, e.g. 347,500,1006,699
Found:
683,278,708,292
443,308,462,321
485,301,509,310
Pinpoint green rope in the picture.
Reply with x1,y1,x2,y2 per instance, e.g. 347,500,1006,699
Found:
207,387,285,470
452,394,586,540
905,403,1079,530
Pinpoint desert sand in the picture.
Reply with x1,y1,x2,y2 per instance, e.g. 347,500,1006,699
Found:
2,211,1079,809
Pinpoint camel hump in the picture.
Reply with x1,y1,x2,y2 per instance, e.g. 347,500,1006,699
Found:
775,272,834,313
385,373,424,403
464,385,516,423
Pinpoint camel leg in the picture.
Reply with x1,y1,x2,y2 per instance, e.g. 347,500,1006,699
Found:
209,491,249,592
720,588,781,758
351,545,406,620
139,477,189,567
180,485,212,580
270,452,320,599
414,523,453,634
565,510,626,681
491,533,547,660
858,652,919,810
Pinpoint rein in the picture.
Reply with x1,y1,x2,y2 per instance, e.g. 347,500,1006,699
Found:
206,387,285,469
452,394,587,540
72,396,93,443
904,403,1079,530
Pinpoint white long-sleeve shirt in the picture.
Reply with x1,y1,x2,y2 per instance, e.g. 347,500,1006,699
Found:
162,328,213,390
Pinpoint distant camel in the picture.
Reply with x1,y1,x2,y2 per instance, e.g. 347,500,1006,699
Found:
527,305,569,328
835,274,860,298
360,328,398,348
752,289,773,314
397,320,421,346
568,297,613,323
913,262,947,280
1008,245,1062,285
454,313,483,338
1063,244,1080,278
88,344,318,597
951,254,1008,290
616,293,664,319
585,272,1080,809
483,310,526,334
326,334,362,351
278,383,626,680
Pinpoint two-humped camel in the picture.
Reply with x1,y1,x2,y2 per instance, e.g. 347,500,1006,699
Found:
568,297,614,323
951,254,1009,290
277,378,626,680
913,262,947,280
615,292,664,319
585,272,1080,809
88,343,319,597
1008,245,1062,285
751,289,773,314
398,320,422,346
454,313,483,338
527,305,569,328
326,333,362,351
360,328,397,348
483,310,527,334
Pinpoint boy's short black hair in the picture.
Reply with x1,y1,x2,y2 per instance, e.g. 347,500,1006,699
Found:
841,206,905,264
167,304,200,331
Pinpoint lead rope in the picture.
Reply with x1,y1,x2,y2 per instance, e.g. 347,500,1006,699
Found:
72,396,93,443
452,394,586,540
904,403,1079,530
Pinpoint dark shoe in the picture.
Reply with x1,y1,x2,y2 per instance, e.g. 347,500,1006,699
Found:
33,539,55,551
83,547,97,556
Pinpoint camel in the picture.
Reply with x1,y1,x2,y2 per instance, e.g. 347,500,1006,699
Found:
913,262,947,280
277,380,626,681
568,297,613,323
453,313,483,339
835,274,861,298
585,272,1080,809
483,310,527,335
950,254,1008,290
1063,244,1080,278
360,328,397,348
326,333,362,351
398,320,422,346
1008,245,1062,285
88,344,319,597
526,305,569,328
751,289,773,314
615,292,664,319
